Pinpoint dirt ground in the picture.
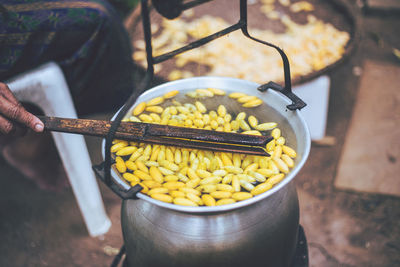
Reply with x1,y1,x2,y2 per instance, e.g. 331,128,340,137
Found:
0,1,399,266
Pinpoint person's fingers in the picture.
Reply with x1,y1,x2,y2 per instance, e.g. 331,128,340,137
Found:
0,114,15,134
0,83,19,105
0,95,44,133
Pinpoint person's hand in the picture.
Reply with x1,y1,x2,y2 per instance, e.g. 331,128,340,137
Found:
0,82,44,135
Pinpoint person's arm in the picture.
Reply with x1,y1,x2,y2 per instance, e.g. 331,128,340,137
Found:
0,82,44,135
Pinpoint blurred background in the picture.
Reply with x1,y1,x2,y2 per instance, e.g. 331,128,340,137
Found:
0,0,399,266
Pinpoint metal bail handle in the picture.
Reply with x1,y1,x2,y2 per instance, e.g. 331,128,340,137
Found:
92,162,143,200
258,81,307,110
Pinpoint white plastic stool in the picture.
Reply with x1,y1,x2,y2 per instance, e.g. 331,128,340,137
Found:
6,62,111,237
293,75,331,140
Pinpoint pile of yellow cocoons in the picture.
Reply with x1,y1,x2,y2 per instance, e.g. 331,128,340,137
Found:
111,88,297,207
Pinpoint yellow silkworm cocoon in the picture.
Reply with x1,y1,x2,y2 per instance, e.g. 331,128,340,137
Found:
148,187,169,195
273,157,289,173
244,163,259,173
210,120,218,129
169,106,177,115
271,128,281,139
241,130,262,136
160,160,179,171
134,170,152,180
242,98,263,108
236,112,246,121
196,88,214,97
282,145,297,158
257,168,275,177
136,160,149,173
222,174,233,184
276,136,286,146
145,105,163,113
224,165,243,174
232,192,253,201
111,142,128,153
147,96,164,106
231,120,240,131
273,145,283,158
237,173,256,183
220,153,233,166
123,173,140,183
268,160,280,175
142,180,162,189
193,101,205,113
186,193,202,205
240,180,255,191
187,167,199,180
247,171,267,182
133,102,146,116
248,115,258,128
149,166,164,183
213,169,227,177
239,119,251,131
144,161,159,167
216,199,236,206
170,190,185,198
241,155,254,170
251,182,273,196
268,173,285,185
186,178,201,188
210,191,232,199
116,146,138,157
150,113,161,122
207,88,226,95
232,175,241,192
281,154,294,168
173,197,198,207
164,175,179,182
165,148,174,162
237,95,258,103
216,184,234,192
266,139,275,152
177,106,190,114
139,114,152,123
125,161,138,171
216,117,225,125
151,193,173,203
200,176,222,185
202,194,216,206
158,166,174,176
217,105,227,117
194,119,204,128
224,114,232,123
198,184,217,193
129,116,141,122
115,157,126,173
255,122,277,131
112,139,126,144
180,187,201,196
174,149,182,164
163,181,185,190
229,92,247,99
164,90,179,99
196,169,211,178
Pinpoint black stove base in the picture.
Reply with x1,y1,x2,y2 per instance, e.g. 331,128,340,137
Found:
114,225,309,267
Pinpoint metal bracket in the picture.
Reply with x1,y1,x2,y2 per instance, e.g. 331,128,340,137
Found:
93,162,143,200
258,81,306,110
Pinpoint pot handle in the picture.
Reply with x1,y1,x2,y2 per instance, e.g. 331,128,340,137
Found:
92,162,143,200
258,81,306,111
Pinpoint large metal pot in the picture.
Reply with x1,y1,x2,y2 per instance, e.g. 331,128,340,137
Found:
107,77,311,267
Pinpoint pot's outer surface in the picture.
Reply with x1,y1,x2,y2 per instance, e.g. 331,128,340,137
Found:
110,77,311,267
122,181,299,267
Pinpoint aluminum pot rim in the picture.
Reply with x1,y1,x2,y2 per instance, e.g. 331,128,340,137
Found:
103,76,311,213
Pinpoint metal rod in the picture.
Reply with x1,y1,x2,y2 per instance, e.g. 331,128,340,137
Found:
153,21,245,63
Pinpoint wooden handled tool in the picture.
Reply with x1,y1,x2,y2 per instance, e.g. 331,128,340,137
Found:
37,116,272,156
